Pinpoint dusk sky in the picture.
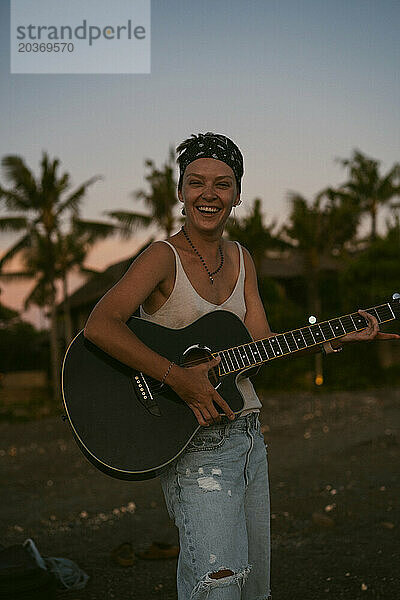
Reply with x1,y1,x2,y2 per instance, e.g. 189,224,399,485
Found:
1,0,399,326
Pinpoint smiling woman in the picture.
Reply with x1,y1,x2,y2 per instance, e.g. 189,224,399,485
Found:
82,131,397,600
83,131,273,599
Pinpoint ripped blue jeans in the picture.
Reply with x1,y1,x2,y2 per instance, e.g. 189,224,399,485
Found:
160,412,271,600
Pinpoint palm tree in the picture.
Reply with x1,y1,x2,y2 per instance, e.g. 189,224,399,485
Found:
340,209,400,309
106,147,179,237
0,229,63,393
226,198,284,272
0,219,114,346
54,218,116,344
281,189,360,385
0,152,113,398
282,188,359,316
336,150,400,242
225,197,295,335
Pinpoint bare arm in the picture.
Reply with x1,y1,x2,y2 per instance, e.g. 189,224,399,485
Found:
84,242,234,426
84,242,176,381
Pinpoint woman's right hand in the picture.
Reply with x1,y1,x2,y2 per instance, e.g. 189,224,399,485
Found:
167,357,235,426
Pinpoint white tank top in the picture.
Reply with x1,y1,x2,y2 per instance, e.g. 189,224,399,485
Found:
140,240,261,414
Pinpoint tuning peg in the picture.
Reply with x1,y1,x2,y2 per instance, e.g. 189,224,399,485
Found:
392,292,400,300
308,315,317,325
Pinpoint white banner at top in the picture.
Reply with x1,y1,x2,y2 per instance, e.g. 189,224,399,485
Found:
10,0,151,74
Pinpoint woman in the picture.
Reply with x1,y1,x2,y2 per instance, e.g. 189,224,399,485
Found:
84,132,397,600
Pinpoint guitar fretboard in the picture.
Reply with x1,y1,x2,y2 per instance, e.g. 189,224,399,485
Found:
214,302,396,376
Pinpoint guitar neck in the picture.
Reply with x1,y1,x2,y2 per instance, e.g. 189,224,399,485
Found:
215,302,398,376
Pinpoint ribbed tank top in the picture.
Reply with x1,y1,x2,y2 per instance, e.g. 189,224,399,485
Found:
140,240,261,415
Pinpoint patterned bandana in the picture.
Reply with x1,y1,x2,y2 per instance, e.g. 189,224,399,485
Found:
176,132,244,192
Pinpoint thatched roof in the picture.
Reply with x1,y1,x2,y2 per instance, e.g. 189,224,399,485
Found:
58,240,153,310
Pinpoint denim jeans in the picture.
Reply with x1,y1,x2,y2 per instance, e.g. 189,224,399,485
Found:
160,412,271,600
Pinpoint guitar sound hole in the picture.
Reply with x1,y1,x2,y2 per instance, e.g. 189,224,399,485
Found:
181,346,220,388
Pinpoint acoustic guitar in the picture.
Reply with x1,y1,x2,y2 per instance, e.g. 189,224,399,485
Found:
62,295,400,481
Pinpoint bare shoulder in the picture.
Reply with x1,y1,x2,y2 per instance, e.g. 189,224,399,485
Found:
118,240,176,296
130,239,175,275
86,241,175,324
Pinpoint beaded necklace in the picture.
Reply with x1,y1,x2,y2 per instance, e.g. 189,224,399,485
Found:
181,226,224,285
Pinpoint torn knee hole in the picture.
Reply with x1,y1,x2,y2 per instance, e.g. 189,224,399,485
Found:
190,566,251,598
209,569,234,579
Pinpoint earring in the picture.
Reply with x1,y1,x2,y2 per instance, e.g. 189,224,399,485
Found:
181,206,186,216
232,198,241,224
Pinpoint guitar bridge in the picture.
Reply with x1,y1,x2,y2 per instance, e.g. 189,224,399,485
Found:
131,372,161,417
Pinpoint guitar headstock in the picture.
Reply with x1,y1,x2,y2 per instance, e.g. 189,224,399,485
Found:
390,292,400,320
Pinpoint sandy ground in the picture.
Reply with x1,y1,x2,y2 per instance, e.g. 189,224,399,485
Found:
0,387,399,599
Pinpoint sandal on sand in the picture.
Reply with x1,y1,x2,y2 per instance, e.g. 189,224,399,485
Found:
136,542,179,560
111,542,136,567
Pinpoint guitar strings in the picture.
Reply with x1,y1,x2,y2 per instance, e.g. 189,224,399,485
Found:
136,302,397,395
145,323,370,393
145,320,369,392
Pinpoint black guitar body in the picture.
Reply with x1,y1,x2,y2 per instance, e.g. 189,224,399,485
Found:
63,295,400,481
62,310,253,481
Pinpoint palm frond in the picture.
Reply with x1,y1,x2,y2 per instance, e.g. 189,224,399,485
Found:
0,270,35,281
0,233,32,270
56,176,102,216
1,155,37,198
73,218,120,242
376,163,400,201
0,187,33,211
0,216,28,232
129,151,178,237
24,277,52,310
105,210,152,238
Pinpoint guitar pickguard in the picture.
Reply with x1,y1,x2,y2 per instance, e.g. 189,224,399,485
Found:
181,344,221,388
